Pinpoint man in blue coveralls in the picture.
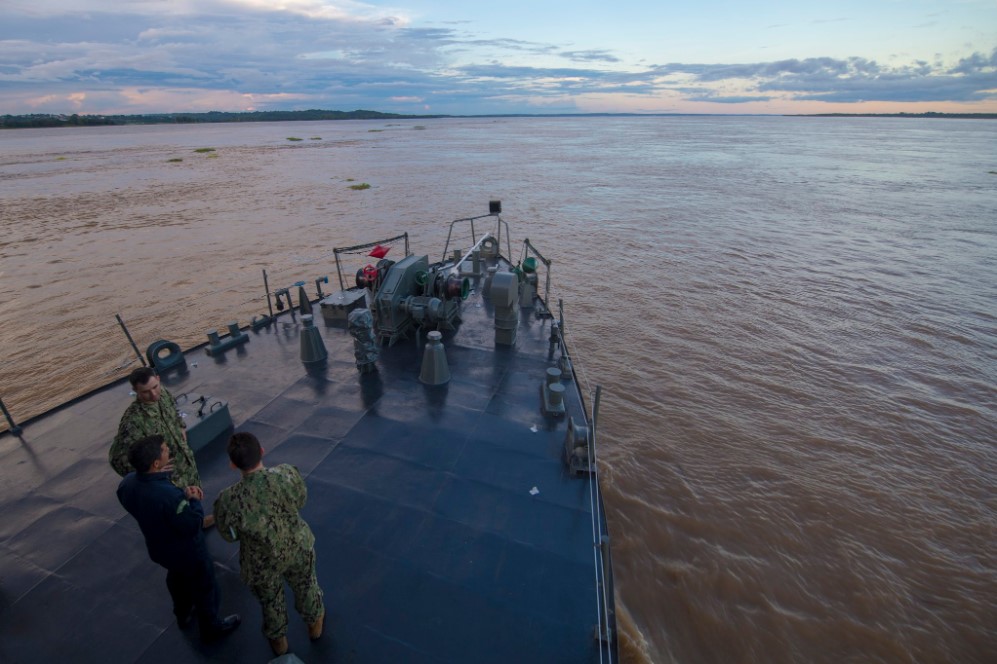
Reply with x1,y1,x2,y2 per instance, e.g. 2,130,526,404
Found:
116,434,241,641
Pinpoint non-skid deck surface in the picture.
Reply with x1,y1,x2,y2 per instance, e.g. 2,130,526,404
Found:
0,273,609,663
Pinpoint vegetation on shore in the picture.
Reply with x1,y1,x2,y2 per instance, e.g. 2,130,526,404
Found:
1,109,445,129
3,109,994,129
787,112,997,119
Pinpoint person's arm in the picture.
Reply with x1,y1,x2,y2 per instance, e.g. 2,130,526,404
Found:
108,436,131,476
108,411,141,477
161,388,186,434
285,465,308,509
169,486,204,536
213,493,240,543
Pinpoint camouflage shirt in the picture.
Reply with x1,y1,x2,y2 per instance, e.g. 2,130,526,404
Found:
108,387,200,489
214,464,316,585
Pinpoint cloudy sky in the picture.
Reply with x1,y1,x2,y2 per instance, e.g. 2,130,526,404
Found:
2,0,995,116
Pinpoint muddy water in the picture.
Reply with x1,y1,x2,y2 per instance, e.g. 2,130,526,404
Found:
1,117,995,663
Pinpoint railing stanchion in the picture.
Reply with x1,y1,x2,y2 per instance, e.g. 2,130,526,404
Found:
1,397,23,436
115,313,147,368
263,269,275,319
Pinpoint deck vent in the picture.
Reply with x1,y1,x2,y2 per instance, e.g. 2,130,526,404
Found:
419,331,451,385
299,314,328,366
491,271,519,346
298,285,313,315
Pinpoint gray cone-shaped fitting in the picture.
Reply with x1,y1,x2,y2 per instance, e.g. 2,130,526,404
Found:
298,286,313,315
300,315,328,364
419,331,451,385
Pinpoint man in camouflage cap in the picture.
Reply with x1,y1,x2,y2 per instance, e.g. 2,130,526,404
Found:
214,431,325,656
108,367,214,527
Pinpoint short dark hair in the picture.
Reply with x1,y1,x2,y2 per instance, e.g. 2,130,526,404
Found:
128,366,157,388
228,431,263,470
128,434,165,473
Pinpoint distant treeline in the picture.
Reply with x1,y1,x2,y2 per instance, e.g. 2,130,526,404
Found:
0,109,447,129
790,112,997,120
4,109,995,129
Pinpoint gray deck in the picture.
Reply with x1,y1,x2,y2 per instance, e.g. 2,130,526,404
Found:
0,260,614,663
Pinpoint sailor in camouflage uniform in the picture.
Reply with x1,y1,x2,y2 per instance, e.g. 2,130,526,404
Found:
109,367,213,527
214,431,325,656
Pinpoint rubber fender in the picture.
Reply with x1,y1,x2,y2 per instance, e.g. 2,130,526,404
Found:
146,339,185,373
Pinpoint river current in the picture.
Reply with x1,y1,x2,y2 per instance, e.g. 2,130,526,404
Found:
1,116,995,663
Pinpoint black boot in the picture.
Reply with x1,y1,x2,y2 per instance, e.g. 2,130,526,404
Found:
201,614,241,642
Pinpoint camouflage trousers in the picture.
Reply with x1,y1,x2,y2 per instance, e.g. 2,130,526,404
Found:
250,548,324,639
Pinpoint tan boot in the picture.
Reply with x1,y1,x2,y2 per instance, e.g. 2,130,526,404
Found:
269,636,288,656
308,611,325,640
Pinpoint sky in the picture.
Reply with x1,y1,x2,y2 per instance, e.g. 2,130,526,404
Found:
1,0,995,116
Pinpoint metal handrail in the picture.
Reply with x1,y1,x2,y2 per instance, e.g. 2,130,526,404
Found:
442,213,512,264
521,239,552,309
448,232,500,276
332,232,410,291
590,385,615,659
559,310,615,661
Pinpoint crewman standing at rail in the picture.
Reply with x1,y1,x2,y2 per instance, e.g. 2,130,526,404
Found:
109,366,214,528
214,431,325,656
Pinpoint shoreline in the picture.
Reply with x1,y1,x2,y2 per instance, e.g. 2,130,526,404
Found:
4,110,996,129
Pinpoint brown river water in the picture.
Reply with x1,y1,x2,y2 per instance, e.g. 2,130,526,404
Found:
1,117,995,663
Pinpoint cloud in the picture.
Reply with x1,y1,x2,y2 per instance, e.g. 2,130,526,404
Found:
559,50,620,64
224,0,410,25
645,52,997,104
451,52,997,106
0,1,994,115
4,0,407,24
685,95,775,104
950,49,997,75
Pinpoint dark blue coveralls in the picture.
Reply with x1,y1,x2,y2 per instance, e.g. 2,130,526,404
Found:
117,470,224,633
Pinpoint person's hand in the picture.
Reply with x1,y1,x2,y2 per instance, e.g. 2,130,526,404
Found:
184,486,203,501
162,458,175,474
